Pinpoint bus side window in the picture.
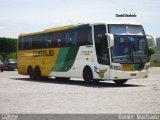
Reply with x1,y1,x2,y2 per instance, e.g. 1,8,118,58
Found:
73,30,78,46
78,26,92,46
68,30,74,46
28,37,32,49
87,27,92,45
43,33,52,48
65,30,70,47
57,31,65,47
32,34,41,49
45,33,53,48
33,35,38,49
78,28,86,46
53,32,58,48
38,35,42,48
23,36,32,50
65,30,75,46
19,37,24,50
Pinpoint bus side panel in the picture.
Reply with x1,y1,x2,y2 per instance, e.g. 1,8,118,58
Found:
49,46,80,78
17,48,60,76
17,50,36,75
49,46,110,80
49,46,96,79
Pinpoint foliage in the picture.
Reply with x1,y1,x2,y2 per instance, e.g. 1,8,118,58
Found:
0,55,2,60
0,37,17,60
6,52,17,59
148,47,155,55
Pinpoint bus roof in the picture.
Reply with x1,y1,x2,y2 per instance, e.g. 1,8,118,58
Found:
19,23,90,37
19,22,141,37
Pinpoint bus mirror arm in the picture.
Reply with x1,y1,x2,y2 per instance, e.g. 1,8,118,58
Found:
146,35,156,48
106,33,114,47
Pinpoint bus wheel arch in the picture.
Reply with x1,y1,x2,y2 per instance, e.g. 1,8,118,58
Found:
34,66,42,80
83,66,93,83
27,66,35,80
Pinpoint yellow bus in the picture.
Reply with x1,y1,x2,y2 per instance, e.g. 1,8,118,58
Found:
18,22,156,85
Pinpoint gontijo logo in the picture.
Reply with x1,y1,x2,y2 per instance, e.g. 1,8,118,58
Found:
33,50,54,57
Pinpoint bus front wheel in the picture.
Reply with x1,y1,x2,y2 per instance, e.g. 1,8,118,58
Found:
83,67,93,83
113,79,128,85
93,79,100,84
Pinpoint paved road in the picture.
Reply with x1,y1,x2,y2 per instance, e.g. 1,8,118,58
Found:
0,67,160,114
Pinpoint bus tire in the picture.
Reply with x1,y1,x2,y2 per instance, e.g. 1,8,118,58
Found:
114,79,128,85
93,79,100,84
34,66,42,80
28,66,35,80
83,67,93,83
1,69,3,72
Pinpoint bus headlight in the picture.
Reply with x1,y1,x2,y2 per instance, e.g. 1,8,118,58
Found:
110,65,122,71
144,65,150,70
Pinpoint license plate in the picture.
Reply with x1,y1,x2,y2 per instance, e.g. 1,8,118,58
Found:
131,73,136,76
121,64,133,71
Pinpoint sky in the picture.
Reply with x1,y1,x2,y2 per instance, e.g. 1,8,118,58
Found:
0,0,160,38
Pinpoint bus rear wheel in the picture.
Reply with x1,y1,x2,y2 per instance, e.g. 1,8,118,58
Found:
28,66,35,80
83,67,93,83
113,79,128,85
34,66,42,80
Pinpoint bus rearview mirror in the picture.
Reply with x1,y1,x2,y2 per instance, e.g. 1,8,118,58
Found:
146,35,156,48
106,33,114,47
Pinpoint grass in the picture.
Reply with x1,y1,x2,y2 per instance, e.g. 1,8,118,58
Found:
150,54,160,67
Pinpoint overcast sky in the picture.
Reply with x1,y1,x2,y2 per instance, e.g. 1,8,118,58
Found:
0,0,160,38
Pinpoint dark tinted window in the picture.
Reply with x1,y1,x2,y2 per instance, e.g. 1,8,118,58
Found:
18,37,23,50
65,29,78,46
32,35,40,49
78,26,92,46
19,36,32,50
94,25,110,65
42,33,53,48
18,25,92,50
52,31,65,48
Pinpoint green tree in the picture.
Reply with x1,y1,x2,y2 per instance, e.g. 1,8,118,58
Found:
0,37,17,60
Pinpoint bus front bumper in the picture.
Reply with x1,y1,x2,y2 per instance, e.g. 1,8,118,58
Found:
110,69,149,80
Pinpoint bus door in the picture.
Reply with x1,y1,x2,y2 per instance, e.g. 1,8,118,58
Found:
94,25,110,79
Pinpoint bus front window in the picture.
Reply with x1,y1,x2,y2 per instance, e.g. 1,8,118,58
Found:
108,24,150,63
111,36,149,63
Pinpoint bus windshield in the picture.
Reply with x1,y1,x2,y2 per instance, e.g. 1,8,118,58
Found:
111,36,149,63
108,24,145,35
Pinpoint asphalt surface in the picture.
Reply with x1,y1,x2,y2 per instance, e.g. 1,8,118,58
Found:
0,67,160,114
